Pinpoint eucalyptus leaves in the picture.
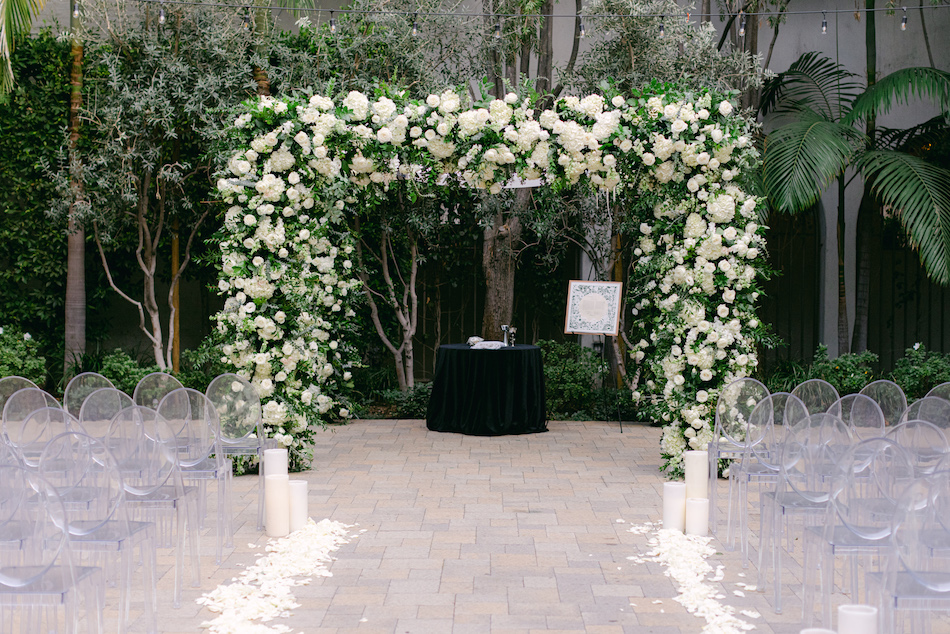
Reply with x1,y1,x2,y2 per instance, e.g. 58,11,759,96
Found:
213,83,766,474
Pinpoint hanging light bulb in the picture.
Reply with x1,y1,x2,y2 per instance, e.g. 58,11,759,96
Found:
578,15,586,38
330,11,336,34
159,6,166,24
901,7,907,30
412,13,419,37
821,11,827,34
72,2,79,18
243,8,251,30
494,19,502,39
659,16,665,37
738,11,746,36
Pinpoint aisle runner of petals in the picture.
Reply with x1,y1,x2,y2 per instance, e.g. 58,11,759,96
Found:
627,521,758,633
197,519,353,633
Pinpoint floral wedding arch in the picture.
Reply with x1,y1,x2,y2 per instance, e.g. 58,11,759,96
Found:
213,83,767,474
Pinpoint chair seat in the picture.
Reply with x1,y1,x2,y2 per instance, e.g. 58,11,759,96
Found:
0,565,100,597
69,520,152,545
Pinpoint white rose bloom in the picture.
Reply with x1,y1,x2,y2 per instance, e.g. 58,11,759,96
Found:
718,100,734,116
377,127,393,143
612,95,625,107
426,94,440,108
700,369,714,381
641,152,656,166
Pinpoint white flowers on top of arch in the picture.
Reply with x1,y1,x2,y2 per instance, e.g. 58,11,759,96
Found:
213,84,767,474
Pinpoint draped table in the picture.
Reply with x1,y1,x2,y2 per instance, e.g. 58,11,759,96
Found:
426,343,548,435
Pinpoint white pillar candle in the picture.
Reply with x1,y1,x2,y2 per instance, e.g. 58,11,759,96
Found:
263,448,288,476
838,604,877,634
684,450,709,499
799,629,837,634
289,479,308,533
662,482,687,532
685,497,710,536
264,474,290,537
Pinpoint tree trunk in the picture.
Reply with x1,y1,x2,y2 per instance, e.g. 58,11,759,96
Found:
836,182,850,355
64,27,85,376
536,0,554,94
481,190,528,341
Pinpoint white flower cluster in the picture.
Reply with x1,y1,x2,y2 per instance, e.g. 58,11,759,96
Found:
214,87,765,474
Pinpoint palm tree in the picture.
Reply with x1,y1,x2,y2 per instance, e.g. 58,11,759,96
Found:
761,52,950,354
1,0,46,93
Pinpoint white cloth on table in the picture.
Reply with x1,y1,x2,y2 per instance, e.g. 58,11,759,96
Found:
471,341,506,350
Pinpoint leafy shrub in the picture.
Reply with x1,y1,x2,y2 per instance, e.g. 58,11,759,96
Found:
99,349,161,395
537,339,606,419
766,344,877,395
889,344,950,401
378,382,433,419
176,336,232,392
0,324,46,386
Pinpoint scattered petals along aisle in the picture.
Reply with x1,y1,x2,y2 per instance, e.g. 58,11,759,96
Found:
197,519,352,633
627,522,756,633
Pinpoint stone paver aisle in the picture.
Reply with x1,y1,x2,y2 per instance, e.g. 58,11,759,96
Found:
135,419,950,634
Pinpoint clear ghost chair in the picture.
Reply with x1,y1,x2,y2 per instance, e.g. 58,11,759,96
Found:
860,379,908,428
0,376,39,414
39,432,157,634
901,396,950,428
78,387,134,444
791,378,840,418
0,463,104,634
5,406,86,469
157,388,232,564
206,373,266,531
132,372,184,410
709,377,770,539
758,412,853,615
927,382,950,401
870,470,950,633
2,387,60,442
63,373,117,420
885,419,950,477
729,392,809,567
106,406,199,608
802,437,914,627
827,393,886,441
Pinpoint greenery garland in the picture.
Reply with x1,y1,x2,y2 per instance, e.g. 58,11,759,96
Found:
213,81,767,475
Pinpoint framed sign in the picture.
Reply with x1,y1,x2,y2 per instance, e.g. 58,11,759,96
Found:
564,280,623,336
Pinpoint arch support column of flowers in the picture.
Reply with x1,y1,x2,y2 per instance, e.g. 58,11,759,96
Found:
214,84,767,474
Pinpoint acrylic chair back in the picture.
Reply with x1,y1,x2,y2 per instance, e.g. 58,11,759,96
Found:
827,393,886,441
885,419,950,477
39,432,126,537
63,372,117,419
860,379,907,428
890,471,950,594
714,377,771,452
106,406,180,498
901,396,950,428
828,437,915,542
1,387,60,442
927,382,950,402
205,374,263,449
780,413,853,504
0,376,39,414
750,392,809,471
5,406,86,469
790,379,840,420
78,387,134,444
156,388,221,469
132,372,184,410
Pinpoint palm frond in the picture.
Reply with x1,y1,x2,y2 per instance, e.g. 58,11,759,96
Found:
759,52,863,121
857,150,950,285
877,115,950,161
845,67,950,125
763,119,865,213
1,0,46,93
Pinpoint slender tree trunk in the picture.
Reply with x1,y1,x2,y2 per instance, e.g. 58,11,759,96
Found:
64,22,85,376
536,0,554,94
837,181,850,355
701,0,711,22
481,190,528,341
851,0,878,353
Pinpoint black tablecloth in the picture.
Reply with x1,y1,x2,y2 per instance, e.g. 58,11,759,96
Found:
426,343,547,436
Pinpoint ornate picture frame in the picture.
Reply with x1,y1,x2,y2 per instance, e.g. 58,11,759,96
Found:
564,280,623,336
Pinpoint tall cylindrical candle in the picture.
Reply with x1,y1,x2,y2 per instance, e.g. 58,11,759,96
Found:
684,450,709,499
663,482,687,532
685,497,710,536
838,604,877,634
263,448,288,477
799,629,837,634
289,479,309,533
264,474,290,537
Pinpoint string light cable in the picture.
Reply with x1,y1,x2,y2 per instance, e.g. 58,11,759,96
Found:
131,0,946,30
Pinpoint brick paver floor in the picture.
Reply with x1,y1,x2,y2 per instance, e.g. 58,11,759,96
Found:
113,419,950,633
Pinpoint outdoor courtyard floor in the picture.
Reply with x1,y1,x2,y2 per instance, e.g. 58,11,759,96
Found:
121,419,950,633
